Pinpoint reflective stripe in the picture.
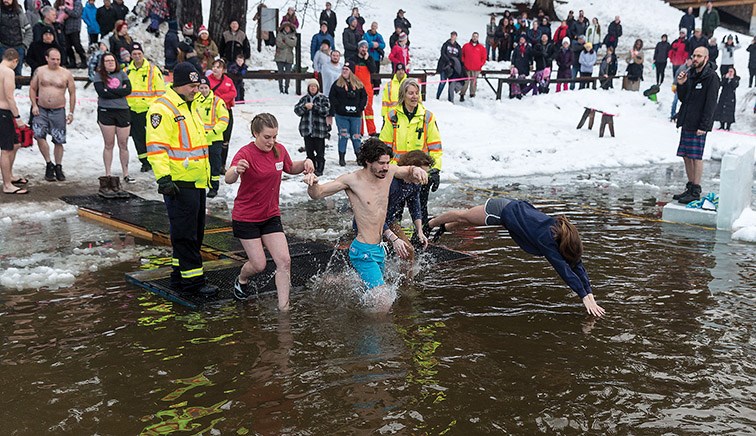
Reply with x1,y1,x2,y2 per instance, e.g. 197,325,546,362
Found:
218,116,229,123
147,142,205,159
427,142,442,151
211,175,220,181
171,258,179,266
154,97,192,149
180,267,204,278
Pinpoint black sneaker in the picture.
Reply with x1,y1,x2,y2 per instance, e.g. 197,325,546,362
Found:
44,162,55,181
123,175,136,184
431,224,447,243
198,284,219,296
54,164,65,181
233,276,253,300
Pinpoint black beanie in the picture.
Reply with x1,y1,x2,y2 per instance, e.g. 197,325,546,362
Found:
173,62,201,87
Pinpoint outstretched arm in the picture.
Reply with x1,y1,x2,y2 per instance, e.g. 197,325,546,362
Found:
287,159,315,175
304,173,349,199
428,205,487,231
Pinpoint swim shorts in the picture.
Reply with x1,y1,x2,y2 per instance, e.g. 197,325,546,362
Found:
32,107,66,144
349,239,386,289
0,109,18,151
232,216,284,240
484,197,513,226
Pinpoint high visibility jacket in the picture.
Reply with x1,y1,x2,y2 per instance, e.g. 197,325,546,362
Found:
381,74,406,118
127,59,166,113
146,86,210,188
379,103,443,170
196,90,229,144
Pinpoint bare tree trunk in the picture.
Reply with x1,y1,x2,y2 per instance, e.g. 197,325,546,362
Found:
209,0,248,47
532,0,559,21
176,0,204,31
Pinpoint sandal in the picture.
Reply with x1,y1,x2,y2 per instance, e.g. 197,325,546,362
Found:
11,177,28,185
4,187,28,195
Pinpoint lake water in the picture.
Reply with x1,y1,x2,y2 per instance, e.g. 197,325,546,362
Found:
1,162,755,434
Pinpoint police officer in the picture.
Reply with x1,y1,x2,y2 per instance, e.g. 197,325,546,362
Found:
146,62,217,296
379,78,442,226
127,42,165,172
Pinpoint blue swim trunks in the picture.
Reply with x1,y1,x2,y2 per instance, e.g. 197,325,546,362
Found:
349,239,386,289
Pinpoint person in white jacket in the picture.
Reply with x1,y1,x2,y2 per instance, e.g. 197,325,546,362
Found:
585,17,602,54
579,42,597,89
718,34,740,77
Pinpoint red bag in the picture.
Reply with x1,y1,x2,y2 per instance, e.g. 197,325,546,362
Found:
15,123,34,148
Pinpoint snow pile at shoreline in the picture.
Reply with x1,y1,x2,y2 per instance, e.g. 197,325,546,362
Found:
732,207,756,243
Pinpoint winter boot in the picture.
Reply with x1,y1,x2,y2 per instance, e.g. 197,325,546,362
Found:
672,181,693,200
677,184,701,204
339,152,346,167
110,176,129,198
44,162,56,181
54,164,65,181
98,176,116,199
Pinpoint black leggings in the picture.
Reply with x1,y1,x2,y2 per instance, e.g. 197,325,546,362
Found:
65,32,87,66
749,67,756,87
719,121,732,131
303,135,325,173
655,61,666,85
221,109,233,168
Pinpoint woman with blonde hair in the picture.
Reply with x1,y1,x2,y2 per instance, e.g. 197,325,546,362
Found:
328,61,367,166
428,198,605,317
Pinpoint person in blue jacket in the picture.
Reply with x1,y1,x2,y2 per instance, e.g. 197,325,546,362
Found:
310,21,334,61
362,21,385,63
82,0,100,46
428,198,606,317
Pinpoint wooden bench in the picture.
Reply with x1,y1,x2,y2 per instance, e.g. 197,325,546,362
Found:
577,107,616,138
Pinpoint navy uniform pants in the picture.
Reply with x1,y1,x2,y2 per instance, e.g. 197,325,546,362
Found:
164,186,206,292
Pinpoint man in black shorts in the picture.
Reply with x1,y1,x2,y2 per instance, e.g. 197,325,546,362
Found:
0,48,29,195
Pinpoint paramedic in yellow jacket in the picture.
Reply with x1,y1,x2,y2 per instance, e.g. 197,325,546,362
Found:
381,62,407,119
379,78,442,224
146,63,217,297
196,76,229,198
127,42,166,172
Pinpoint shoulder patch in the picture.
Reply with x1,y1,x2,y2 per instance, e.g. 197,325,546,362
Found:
150,113,162,128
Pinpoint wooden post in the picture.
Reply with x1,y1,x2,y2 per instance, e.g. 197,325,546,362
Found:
496,78,504,100
295,33,302,95
751,3,756,35
420,73,427,101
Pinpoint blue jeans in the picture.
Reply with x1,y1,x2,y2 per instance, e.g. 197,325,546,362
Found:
570,64,580,90
335,115,361,155
670,92,679,119
0,46,25,76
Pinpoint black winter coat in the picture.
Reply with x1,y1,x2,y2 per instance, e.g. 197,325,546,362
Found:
708,44,719,67
653,41,671,63
319,9,337,37
686,36,707,55
511,43,533,75
714,76,738,123
328,82,367,117
394,16,411,35
605,21,622,47
96,5,117,36
342,27,359,60
679,13,695,37
747,43,756,69
436,39,461,74
676,62,720,132
164,28,179,70
570,40,583,67
533,41,555,71
112,2,128,21
568,18,588,40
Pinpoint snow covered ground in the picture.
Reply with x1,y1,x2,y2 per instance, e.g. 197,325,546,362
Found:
1,0,755,290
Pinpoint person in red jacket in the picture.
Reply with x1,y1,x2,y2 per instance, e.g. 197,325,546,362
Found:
669,29,690,78
388,32,410,73
206,58,237,172
553,20,569,44
460,32,487,101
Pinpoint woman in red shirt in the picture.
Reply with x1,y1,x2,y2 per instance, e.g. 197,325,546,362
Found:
206,59,238,171
224,113,314,311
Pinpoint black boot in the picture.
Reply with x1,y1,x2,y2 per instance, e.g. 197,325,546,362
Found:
45,162,56,181
98,176,116,199
672,181,693,200
54,164,65,181
677,184,701,204
339,152,346,167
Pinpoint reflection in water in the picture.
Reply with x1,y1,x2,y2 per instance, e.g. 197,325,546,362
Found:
1,168,755,434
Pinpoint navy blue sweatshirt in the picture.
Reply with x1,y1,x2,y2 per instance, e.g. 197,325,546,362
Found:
499,201,592,298
384,178,422,231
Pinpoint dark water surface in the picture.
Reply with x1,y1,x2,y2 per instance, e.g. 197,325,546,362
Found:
2,163,755,434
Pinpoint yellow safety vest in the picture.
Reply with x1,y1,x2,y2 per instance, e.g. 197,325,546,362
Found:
381,74,406,118
196,90,229,144
127,60,166,113
146,86,210,188
379,103,443,170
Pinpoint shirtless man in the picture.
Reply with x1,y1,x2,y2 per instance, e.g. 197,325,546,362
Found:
304,138,428,312
0,49,29,195
29,47,76,182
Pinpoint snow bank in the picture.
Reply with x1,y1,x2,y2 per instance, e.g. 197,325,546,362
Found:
732,208,756,243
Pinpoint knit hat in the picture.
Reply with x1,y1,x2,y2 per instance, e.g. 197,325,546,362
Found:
130,42,144,54
199,76,209,86
178,37,193,53
398,32,407,41
357,40,368,48
182,22,194,35
198,25,209,37
306,78,319,90
119,47,129,59
395,62,405,71
347,16,356,25
41,27,54,37
173,62,201,87
562,37,570,46
343,60,354,71
584,42,593,51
